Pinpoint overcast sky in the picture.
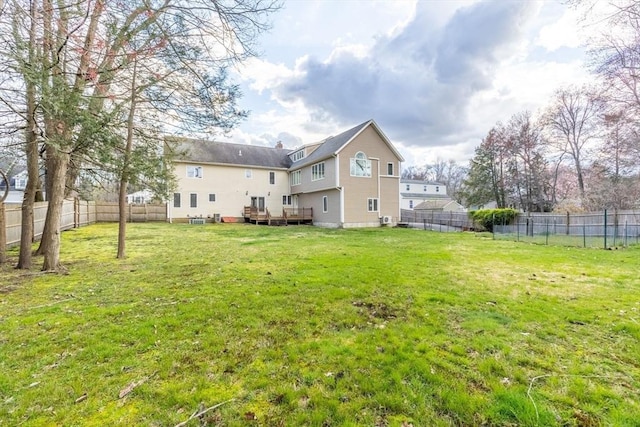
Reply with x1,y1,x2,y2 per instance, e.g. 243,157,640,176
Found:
227,0,593,167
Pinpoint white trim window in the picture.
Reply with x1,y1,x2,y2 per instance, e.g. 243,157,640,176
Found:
269,171,275,185
387,162,394,176
368,198,379,212
245,169,253,179
173,192,181,208
406,184,410,191
186,165,203,178
350,152,371,177
190,193,197,208
409,200,413,209
282,195,292,205
209,193,216,202
291,170,301,186
290,150,304,162
323,196,328,213
311,162,325,181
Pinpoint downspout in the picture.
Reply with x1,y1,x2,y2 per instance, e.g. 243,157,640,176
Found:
371,157,380,220
335,154,344,226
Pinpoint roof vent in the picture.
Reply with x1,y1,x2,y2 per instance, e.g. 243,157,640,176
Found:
238,149,242,156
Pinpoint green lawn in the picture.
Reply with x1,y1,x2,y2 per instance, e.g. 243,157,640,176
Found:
1,223,639,426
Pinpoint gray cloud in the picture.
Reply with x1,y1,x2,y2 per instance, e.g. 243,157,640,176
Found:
272,0,537,150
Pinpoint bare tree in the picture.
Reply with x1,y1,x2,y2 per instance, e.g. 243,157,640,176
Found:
542,86,604,207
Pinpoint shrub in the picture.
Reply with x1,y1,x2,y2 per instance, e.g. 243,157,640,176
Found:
470,209,518,232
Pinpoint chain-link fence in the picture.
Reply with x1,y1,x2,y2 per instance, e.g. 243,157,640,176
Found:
493,210,640,249
401,209,640,249
400,209,472,232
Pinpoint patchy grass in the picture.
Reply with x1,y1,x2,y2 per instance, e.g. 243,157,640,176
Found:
0,223,639,426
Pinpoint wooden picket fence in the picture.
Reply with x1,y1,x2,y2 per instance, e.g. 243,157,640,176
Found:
2,199,167,248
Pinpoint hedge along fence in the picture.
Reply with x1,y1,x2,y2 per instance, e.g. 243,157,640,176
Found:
2,199,167,249
469,208,518,232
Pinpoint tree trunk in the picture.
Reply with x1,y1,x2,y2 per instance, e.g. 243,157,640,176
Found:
117,59,138,259
117,177,128,259
17,0,40,269
40,149,69,271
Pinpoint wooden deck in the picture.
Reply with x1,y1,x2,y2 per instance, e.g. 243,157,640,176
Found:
244,206,313,226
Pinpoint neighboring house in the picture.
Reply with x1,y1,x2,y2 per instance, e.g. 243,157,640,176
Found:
400,179,448,210
167,119,405,227
414,199,465,212
126,189,155,204
12,170,28,191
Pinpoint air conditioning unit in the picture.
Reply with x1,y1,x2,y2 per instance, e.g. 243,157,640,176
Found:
382,216,392,224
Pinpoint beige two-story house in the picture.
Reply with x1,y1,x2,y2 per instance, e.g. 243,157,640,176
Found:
167,120,404,227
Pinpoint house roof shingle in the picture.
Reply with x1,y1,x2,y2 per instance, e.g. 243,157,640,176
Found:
168,119,404,171
169,139,292,169
290,121,371,169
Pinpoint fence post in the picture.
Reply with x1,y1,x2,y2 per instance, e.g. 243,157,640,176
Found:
583,223,586,248
74,197,79,228
516,219,520,242
566,211,570,235
423,218,426,230
625,221,628,248
546,220,549,245
0,203,6,264
604,209,608,250
492,213,495,240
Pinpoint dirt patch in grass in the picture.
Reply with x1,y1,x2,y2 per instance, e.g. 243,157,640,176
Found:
352,300,399,321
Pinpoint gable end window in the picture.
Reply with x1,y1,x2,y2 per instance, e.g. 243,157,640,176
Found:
186,166,203,178
368,198,379,212
387,163,394,176
350,152,371,177
311,162,325,181
173,193,181,208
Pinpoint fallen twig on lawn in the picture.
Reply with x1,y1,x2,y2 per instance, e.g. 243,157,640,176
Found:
118,371,158,399
173,399,235,427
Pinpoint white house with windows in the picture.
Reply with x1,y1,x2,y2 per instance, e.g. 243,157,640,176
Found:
167,120,404,227
400,179,463,212
12,170,28,191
